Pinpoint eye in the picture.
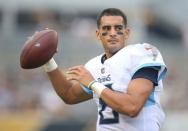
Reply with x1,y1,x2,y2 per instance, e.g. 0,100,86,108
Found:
102,26,111,31
115,25,123,31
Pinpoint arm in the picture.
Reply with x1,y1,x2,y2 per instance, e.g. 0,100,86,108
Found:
68,66,157,117
100,78,153,117
94,67,158,117
44,59,92,104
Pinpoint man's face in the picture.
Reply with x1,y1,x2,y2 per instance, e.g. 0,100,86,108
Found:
96,16,130,57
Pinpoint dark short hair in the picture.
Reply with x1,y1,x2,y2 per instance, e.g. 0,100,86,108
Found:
97,8,127,28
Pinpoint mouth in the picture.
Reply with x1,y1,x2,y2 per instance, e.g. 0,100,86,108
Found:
107,39,118,44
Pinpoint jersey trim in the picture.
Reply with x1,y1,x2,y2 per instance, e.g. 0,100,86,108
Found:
80,84,93,95
144,91,155,106
132,67,160,86
131,63,167,81
101,54,107,64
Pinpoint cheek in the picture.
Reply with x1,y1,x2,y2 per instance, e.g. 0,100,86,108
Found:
102,31,124,36
119,35,126,42
117,31,124,35
101,32,108,36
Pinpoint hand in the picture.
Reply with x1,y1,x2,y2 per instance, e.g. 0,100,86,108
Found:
66,65,95,87
27,31,39,41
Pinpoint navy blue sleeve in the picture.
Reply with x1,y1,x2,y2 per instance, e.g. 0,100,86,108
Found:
131,67,160,86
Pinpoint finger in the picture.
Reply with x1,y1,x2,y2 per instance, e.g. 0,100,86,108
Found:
66,77,77,81
27,31,39,40
66,70,80,75
68,65,84,71
27,36,32,40
68,67,80,72
66,73,78,81
34,31,39,35
66,70,80,81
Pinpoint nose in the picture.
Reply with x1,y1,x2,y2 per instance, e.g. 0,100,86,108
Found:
109,27,116,36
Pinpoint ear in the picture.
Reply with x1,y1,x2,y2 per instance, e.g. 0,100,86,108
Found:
124,28,130,39
96,29,101,40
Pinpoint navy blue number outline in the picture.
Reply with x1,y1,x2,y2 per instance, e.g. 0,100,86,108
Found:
99,84,119,124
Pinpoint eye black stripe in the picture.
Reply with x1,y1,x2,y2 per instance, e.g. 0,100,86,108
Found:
102,32,108,36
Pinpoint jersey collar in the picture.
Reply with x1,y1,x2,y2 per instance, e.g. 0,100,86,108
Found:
101,54,107,64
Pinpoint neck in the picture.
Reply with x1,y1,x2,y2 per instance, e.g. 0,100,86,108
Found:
104,49,120,59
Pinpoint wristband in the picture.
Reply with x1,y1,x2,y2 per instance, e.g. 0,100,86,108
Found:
43,58,58,72
90,82,107,97
88,80,97,89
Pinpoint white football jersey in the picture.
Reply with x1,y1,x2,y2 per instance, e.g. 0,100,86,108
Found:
84,43,167,131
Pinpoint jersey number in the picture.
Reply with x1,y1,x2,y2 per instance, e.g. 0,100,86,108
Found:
99,84,119,124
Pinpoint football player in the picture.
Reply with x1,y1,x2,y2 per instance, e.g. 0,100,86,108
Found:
43,8,167,131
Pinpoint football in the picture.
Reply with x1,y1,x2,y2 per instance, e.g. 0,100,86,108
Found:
20,29,58,69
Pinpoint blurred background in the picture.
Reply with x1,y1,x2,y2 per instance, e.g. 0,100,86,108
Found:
0,0,188,131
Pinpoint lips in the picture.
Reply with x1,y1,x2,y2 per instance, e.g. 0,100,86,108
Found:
107,39,118,43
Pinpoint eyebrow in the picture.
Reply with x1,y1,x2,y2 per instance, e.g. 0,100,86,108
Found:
115,25,123,27
101,24,124,28
101,25,110,29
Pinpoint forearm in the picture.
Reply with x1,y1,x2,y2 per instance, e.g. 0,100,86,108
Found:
100,89,140,117
89,79,152,117
44,58,92,104
47,68,73,102
88,81,138,116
